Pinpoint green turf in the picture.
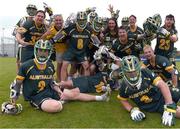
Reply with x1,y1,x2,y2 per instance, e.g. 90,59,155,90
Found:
0,57,180,128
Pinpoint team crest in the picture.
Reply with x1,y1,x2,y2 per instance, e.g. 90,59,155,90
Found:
162,62,166,66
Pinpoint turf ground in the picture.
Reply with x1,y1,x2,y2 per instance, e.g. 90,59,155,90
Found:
0,57,180,128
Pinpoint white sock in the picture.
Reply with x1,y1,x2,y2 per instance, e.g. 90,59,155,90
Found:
95,96,102,101
67,76,72,80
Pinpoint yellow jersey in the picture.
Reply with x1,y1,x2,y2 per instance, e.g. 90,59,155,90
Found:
45,24,67,53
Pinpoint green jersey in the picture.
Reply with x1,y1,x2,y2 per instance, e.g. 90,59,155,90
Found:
111,38,141,58
62,23,93,54
18,19,46,48
155,26,178,58
142,55,175,81
16,59,56,101
118,68,164,112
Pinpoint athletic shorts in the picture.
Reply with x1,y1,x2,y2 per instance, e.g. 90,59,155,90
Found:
29,89,60,109
72,72,104,93
63,49,88,63
56,52,64,62
20,47,34,63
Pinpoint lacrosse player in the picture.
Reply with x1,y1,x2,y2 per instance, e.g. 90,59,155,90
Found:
117,55,180,126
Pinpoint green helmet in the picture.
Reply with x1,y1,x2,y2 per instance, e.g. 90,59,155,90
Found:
89,12,98,24
152,14,162,27
76,11,88,30
121,16,129,27
1,102,23,115
102,17,108,29
121,55,142,89
143,17,159,36
34,40,52,64
92,16,103,32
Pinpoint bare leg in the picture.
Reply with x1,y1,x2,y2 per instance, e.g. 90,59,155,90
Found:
16,59,20,74
61,88,110,102
59,80,74,89
62,88,96,101
82,61,90,76
175,106,180,118
56,62,62,82
69,63,78,79
41,99,63,113
89,64,96,75
61,61,69,81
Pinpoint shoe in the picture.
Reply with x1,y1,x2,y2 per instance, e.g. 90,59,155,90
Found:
106,84,112,94
101,86,111,102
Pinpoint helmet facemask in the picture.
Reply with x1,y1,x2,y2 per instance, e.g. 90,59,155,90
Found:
34,40,52,64
121,17,129,27
143,17,159,36
89,12,98,24
1,102,22,115
122,56,142,90
92,17,103,32
94,51,108,71
76,11,88,30
152,14,162,27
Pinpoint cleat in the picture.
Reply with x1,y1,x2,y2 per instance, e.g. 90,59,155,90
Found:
101,86,111,102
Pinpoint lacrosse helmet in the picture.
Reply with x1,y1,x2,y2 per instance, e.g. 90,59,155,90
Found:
152,14,162,27
76,11,88,30
143,17,159,36
121,55,142,89
26,4,37,16
93,46,108,71
121,16,129,27
34,40,52,64
104,36,112,50
92,17,103,32
1,102,22,115
89,12,98,24
102,17,108,29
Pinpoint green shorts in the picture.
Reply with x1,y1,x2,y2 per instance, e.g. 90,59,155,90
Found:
72,72,104,93
29,88,60,109
16,46,22,60
62,49,88,63
20,46,34,63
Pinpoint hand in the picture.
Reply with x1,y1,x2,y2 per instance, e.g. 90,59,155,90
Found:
130,107,146,121
157,28,170,38
135,43,142,50
93,51,102,60
170,35,177,42
162,103,177,126
108,4,114,13
137,34,145,40
43,2,53,16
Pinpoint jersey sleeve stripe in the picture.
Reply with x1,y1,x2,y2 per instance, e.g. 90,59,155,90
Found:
16,75,25,80
153,76,162,86
165,65,174,71
117,95,128,101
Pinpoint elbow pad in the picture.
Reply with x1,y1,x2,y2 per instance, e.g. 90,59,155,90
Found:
10,80,21,100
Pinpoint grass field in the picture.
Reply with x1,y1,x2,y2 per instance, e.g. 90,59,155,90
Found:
0,57,180,128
